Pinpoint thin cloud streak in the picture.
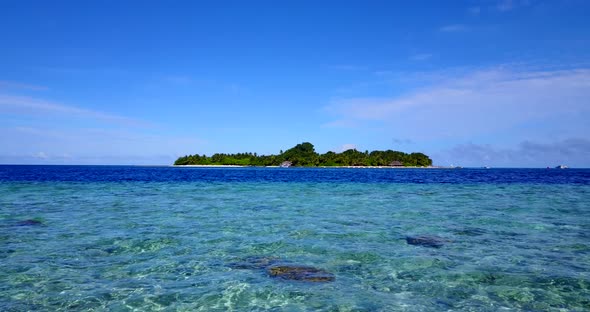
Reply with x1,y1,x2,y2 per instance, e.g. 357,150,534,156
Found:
325,67,590,139
496,0,532,12
324,66,590,166
468,7,481,15
497,0,515,11
0,94,150,127
328,64,369,71
0,80,49,91
410,53,433,61
0,126,204,165
437,138,590,167
439,24,468,32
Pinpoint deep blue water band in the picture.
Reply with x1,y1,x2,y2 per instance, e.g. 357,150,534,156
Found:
1,165,589,184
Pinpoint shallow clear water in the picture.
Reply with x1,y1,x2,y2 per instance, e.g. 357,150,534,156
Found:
1,166,589,311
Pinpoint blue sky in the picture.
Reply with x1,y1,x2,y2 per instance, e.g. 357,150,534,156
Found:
1,0,589,167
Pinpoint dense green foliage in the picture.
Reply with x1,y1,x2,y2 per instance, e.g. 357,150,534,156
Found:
174,142,432,167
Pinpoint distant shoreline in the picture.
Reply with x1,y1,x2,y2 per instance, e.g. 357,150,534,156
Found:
174,142,433,167
173,165,446,169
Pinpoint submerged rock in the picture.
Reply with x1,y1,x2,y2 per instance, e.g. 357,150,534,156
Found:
267,265,335,282
453,227,486,236
16,219,43,226
406,235,446,248
228,256,280,270
229,256,335,282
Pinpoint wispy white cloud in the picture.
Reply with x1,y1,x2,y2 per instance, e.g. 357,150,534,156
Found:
0,126,204,165
497,0,515,11
33,151,48,159
374,70,394,76
163,75,194,86
36,66,128,76
0,152,175,165
0,81,49,91
436,138,590,167
328,64,369,71
156,75,247,93
410,53,433,61
0,85,205,164
225,83,248,93
10,126,204,147
468,6,481,15
0,94,149,126
324,67,590,142
496,0,532,12
392,138,413,145
439,24,468,32
321,119,360,129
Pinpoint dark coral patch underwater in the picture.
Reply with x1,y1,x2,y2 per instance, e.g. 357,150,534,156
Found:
406,235,448,248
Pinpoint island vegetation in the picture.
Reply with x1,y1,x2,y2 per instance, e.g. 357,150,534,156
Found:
174,142,432,167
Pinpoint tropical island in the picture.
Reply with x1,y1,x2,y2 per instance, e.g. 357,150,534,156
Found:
174,142,432,167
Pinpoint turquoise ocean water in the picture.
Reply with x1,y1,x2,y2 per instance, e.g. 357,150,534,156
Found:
1,166,589,311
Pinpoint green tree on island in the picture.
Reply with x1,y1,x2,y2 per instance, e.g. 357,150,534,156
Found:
174,142,433,167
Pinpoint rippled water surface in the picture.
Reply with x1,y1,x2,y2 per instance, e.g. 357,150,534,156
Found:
1,166,589,311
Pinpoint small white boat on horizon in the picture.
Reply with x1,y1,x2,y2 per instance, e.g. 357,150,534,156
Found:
280,161,293,168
